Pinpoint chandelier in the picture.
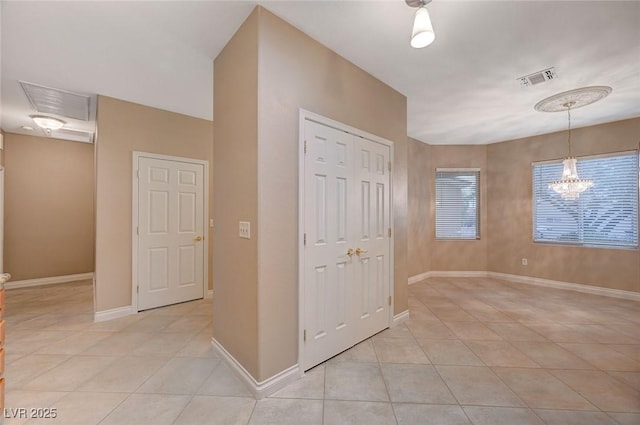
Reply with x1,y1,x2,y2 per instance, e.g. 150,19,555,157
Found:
534,86,612,200
547,102,593,200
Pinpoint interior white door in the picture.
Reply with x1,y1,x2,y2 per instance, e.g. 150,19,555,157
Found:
303,120,391,370
137,157,205,310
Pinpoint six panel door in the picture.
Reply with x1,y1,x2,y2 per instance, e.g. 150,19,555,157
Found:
138,157,205,311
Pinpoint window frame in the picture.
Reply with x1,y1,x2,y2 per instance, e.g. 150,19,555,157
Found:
531,150,639,250
435,168,481,241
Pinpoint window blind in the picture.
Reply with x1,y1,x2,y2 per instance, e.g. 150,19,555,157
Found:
533,151,639,249
435,170,480,240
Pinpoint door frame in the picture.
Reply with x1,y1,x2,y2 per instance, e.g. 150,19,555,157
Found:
132,151,209,312
297,109,395,372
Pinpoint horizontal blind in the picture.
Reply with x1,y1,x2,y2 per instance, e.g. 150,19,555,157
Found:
435,170,480,240
533,151,639,248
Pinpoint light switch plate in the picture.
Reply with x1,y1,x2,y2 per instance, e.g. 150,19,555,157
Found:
239,221,250,239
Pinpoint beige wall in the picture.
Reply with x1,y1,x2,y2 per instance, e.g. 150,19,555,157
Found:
212,9,260,378
408,138,431,276
213,6,409,383
487,117,640,293
429,145,488,271
95,96,214,312
3,133,94,281
407,118,639,293
257,8,408,381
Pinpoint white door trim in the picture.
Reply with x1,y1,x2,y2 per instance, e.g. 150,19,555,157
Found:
298,109,395,372
132,151,209,312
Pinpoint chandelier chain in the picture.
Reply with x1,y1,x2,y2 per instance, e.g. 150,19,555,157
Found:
567,105,572,157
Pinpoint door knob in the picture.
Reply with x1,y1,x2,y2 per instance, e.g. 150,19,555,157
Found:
194,236,204,242
355,248,368,255
346,248,355,257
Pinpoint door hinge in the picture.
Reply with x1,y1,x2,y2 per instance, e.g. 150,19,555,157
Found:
303,329,307,342
388,161,392,172
388,228,392,237
303,233,307,246
304,140,307,154
388,296,392,306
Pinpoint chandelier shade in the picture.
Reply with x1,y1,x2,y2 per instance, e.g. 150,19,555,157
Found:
411,6,435,48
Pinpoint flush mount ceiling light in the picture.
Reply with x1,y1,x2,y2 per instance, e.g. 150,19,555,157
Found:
30,115,66,131
406,0,435,48
535,86,612,200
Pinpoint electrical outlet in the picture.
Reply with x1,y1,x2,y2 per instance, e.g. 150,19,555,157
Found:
239,221,251,239
522,258,528,266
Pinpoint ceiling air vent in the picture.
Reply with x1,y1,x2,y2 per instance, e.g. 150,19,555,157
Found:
51,127,95,144
19,80,91,121
518,67,557,87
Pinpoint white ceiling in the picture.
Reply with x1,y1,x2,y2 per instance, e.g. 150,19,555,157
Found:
1,1,639,145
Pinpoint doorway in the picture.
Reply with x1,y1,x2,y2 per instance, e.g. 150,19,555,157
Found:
133,152,208,311
299,111,394,371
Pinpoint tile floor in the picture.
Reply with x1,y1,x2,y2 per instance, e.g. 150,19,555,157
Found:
3,277,640,424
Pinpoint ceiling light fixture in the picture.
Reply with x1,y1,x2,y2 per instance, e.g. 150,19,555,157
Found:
406,0,435,48
30,115,65,131
535,86,612,200
547,102,594,200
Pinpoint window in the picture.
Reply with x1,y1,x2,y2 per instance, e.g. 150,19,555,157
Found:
533,151,639,249
435,169,480,240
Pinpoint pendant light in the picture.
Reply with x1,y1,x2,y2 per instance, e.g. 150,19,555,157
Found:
407,0,435,48
547,102,593,200
534,86,612,200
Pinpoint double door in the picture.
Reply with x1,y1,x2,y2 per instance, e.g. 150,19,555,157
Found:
302,119,392,370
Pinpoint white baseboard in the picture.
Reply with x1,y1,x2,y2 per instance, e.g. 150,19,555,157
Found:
488,272,640,302
5,272,94,290
212,337,300,399
94,305,136,323
409,271,489,284
206,289,213,299
408,271,432,285
408,270,639,302
392,310,410,326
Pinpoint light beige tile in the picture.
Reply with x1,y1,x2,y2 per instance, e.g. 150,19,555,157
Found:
22,355,117,391
35,331,113,355
381,363,455,404
393,404,471,425
372,338,429,364
465,341,539,368
511,341,595,369
463,406,545,425
176,329,219,358
609,344,640,360
524,324,597,343
197,361,252,397
325,361,388,402
608,371,640,391
136,357,218,395
81,332,155,356
24,392,128,425
372,324,415,341
436,365,524,407
271,364,324,399
551,369,640,412
442,321,503,341
607,412,640,425
130,331,196,357
534,409,619,425
323,400,396,425
78,355,170,392
492,367,595,410
486,323,548,341
418,339,484,366
120,314,178,332
4,390,68,425
565,325,639,344
5,354,71,389
99,394,190,425
173,395,255,425
248,398,323,425
559,343,640,371
406,321,457,340
162,315,211,333
329,339,378,363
